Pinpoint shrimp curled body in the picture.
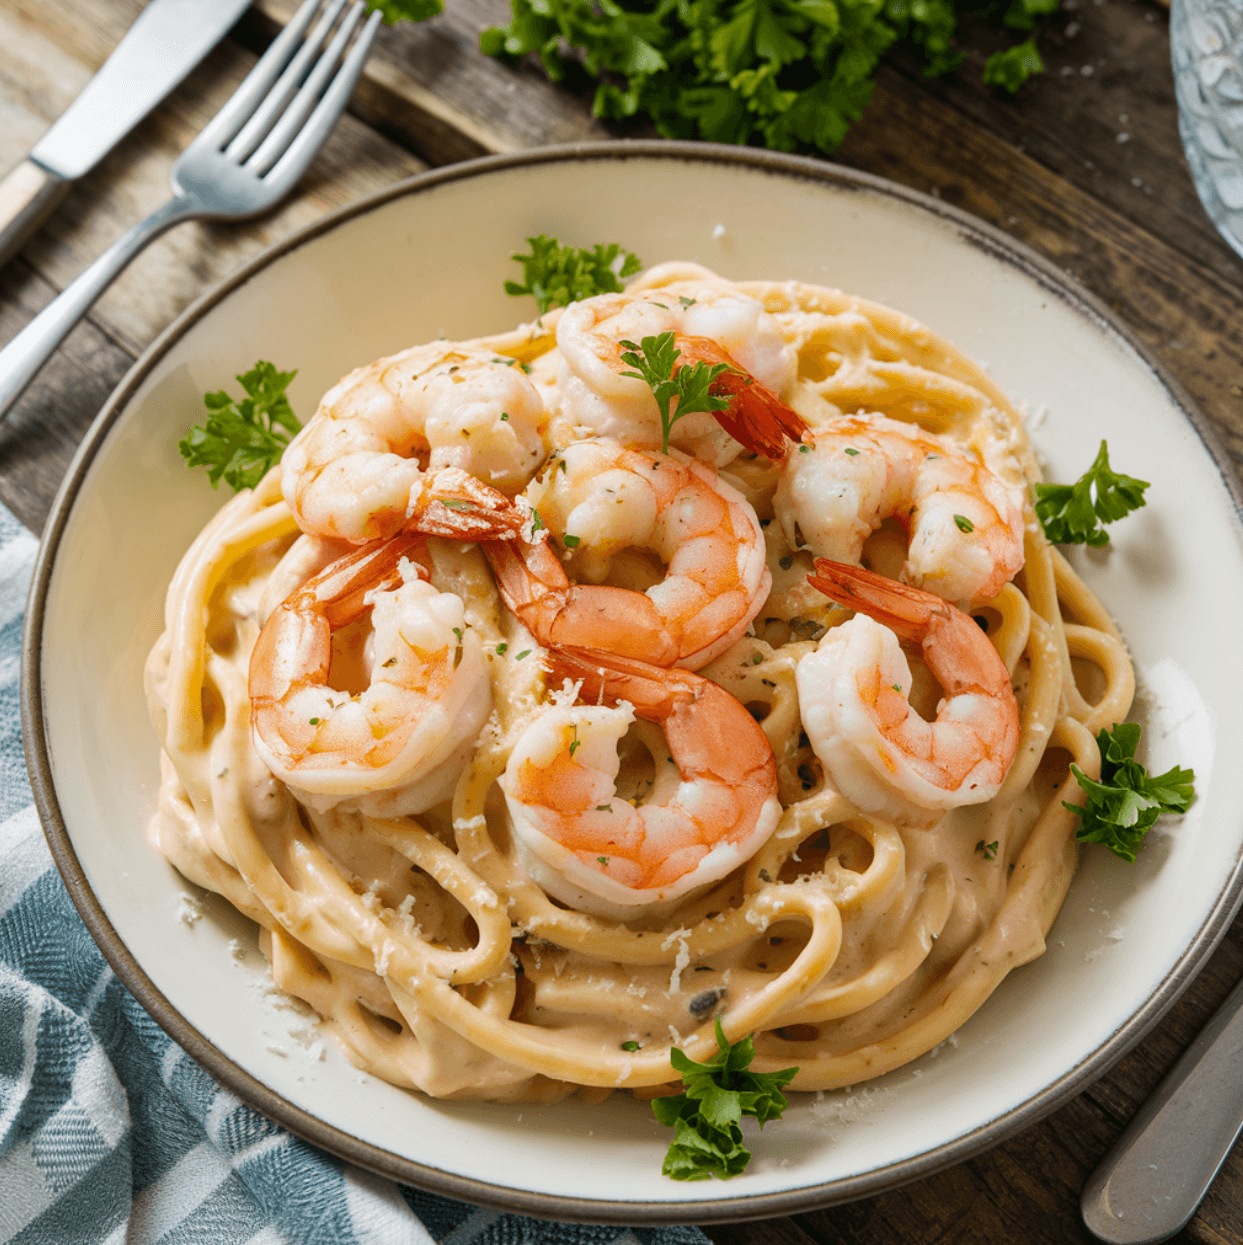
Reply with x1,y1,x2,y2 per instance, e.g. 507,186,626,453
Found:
500,648,781,921
796,559,1020,822
249,533,490,817
485,438,770,670
775,413,1025,602
282,344,546,543
552,289,802,463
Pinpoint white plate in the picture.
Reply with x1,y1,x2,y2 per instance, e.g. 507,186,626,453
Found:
23,144,1243,1222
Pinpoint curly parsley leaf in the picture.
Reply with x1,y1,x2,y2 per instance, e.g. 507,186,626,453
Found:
1065,723,1196,862
618,331,732,454
652,1019,798,1181
179,362,301,492
983,37,1043,93
366,0,442,21
505,235,642,315
1033,440,1150,547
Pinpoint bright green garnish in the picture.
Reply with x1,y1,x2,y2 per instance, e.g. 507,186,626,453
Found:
505,235,642,315
179,362,301,492
1034,441,1149,547
1066,723,1195,862
482,0,1055,165
983,36,1044,93
652,1019,797,1181
618,331,730,455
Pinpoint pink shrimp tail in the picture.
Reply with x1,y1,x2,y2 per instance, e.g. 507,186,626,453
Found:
249,533,431,739
807,557,943,644
411,466,526,540
481,540,681,666
810,558,1018,764
549,646,779,795
547,647,699,722
673,334,807,460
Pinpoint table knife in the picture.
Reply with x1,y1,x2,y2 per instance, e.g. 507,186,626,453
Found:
1081,970,1243,1243
0,0,254,271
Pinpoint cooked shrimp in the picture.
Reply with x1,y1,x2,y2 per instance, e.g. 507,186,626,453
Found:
501,647,781,920
249,532,490,817
257,532,348,627
552,289,803,463
484,438,769,670
774,413,1025,602
673,334,809,460
282,343,546,543
796,559,1020,822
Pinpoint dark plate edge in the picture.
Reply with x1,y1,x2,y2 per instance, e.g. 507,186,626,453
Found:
19,138,1243,1225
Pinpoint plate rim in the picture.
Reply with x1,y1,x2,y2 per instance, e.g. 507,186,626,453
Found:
20,139,1243,1223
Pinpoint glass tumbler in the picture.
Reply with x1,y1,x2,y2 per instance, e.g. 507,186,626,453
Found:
1172,0,1243,262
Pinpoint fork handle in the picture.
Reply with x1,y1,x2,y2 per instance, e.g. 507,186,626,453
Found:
0,193,203,418
0,160,69,272
1081,971,1243,1243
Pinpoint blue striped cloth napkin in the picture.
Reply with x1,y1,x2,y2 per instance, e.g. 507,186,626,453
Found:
0,501,710,1245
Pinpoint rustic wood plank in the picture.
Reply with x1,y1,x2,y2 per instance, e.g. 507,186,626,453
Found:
249,0,610,163
1199,1175,1243,1245
793,1095,1119,1245
699,1215,822,1245
883,0,1243,285
0,0,425,357
0,258,133,534
3,0,138,68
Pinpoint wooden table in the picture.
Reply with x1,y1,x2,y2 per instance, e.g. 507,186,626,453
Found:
3,1,1242,1241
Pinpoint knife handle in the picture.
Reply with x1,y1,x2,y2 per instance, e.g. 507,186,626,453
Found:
0,161,69,271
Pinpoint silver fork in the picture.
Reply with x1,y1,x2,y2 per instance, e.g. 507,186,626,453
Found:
0,0,381,417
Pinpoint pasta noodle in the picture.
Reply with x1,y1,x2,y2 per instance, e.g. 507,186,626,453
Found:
145,264,1134,1102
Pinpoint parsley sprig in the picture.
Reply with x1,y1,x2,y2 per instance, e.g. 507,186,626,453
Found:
1033,441,1149,547
652,1019,797,1181
505,235,642,315
983,36,1043,92
1066,723,1195,862
179,362,301,492
619,331,731,454
482,1,1057,164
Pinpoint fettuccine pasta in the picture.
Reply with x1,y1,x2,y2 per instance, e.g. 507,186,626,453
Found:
145,264,1132,1101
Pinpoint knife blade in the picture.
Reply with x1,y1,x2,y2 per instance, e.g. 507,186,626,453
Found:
0,0,254,271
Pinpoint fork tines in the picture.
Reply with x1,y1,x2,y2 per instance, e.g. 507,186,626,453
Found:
197,0,380,185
